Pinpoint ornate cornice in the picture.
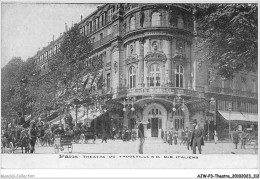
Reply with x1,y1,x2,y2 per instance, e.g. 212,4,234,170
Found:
144,51,167,63
126,54,139,65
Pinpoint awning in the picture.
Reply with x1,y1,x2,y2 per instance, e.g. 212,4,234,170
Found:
218,110,258,122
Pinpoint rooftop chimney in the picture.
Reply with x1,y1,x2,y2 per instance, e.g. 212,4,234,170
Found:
53,35,55,41
81,15,83,22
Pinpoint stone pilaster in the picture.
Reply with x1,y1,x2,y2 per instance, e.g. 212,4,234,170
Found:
138,39,144,87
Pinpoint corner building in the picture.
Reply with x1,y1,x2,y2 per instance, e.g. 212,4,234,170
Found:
35,4,258,139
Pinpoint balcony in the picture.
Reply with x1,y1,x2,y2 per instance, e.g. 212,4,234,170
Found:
122,20,192,38
112,86,258,100
114,87,204,98
92,34,114,50
207,86,257,99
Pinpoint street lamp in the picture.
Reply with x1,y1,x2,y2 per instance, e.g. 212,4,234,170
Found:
228,102,232,142
172,94,184,112
122,98,134,112
209,97,216,141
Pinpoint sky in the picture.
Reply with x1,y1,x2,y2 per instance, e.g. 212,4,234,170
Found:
1,3,99,68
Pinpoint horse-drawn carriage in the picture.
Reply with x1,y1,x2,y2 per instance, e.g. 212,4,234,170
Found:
1,126,30,153
83,129,96,143
37,129,54,147
54,135,73,153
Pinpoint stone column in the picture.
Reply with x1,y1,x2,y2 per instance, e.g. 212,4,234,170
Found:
138,39,144,87
164,38,172,85
172,38,176,87
143,39,149,87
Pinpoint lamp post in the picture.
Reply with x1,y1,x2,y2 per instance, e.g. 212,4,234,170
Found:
172,94,184,112
121,97,134,128
228,102,232,142
209,97,216,141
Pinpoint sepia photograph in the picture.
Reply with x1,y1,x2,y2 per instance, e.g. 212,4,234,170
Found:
1,1,259,178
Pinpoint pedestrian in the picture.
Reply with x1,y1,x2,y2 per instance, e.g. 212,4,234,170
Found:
29,120,37,153
232,129,239,149
183,127,189,145
101,129,107,143
187,128,192,150
112,127,116,140
190,119,204,154
179,129,185,145
138,121,145,154
241,130,248,149
173,131,178,145
161,128,164,140
168,129,173,145
214,130,218,144
163,131,167,143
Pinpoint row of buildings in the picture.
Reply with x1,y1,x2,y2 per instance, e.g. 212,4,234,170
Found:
32,4,257,140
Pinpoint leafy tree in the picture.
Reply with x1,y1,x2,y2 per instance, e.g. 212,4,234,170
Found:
194,4,257,79
45,24,105,120
1,57,24,118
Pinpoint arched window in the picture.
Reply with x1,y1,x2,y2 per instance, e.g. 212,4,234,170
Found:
129,16,135,30
177,15,184,29
175,65,184,88
129,66,136,89
148,63,161,87
151,11,161,26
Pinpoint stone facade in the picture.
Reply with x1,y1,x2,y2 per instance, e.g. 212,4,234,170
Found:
33,4,258,139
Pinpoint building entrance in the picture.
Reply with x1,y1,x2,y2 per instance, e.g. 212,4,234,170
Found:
151,118,158,137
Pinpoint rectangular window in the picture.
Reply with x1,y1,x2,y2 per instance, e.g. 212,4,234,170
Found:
107,73,111,90
96,18,99,29
89,22,92,33
108,9,112,22
207,70,211,85
176,74,179,87
99,16,102,27
241,77,246,91
133,75,136,88
156,73,160,86
180,74,183,88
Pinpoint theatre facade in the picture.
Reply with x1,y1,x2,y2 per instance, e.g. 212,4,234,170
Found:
35,4,258,139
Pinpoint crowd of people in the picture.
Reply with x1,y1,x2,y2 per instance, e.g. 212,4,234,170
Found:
160,119,204,154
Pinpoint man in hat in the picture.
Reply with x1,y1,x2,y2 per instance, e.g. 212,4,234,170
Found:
29,120,37,153
190,119,204,154
53,124,65,136
17,112,25,126
138,121,145,154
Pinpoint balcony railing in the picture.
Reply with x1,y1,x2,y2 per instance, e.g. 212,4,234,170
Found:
113,86,204,99
123,20,192,36
208,86,257,98
111,86,257,99
92,34,114,49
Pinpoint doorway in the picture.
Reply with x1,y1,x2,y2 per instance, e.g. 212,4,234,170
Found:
151,118,158,137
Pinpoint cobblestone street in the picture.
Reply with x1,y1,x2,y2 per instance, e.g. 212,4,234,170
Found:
5,138,257,154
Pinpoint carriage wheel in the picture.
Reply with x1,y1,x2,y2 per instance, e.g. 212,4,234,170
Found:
68,145,73,153
40,139,45,146
54,144,59,154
